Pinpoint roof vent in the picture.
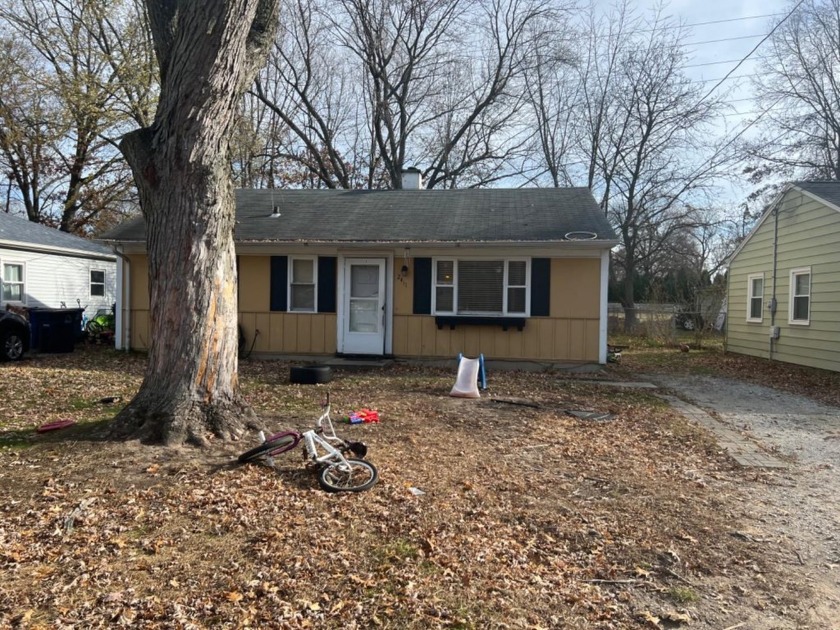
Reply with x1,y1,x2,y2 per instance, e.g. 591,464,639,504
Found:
270,205,282,218
401,167,423,190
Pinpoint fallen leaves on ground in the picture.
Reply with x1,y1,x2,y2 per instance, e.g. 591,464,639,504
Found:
0,346,806,627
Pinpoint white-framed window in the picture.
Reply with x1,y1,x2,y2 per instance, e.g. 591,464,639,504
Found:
432,258,530,316
746,273,764,322
789,267,811,325
90,269,106,297
1,261,25,304
288,256,317,312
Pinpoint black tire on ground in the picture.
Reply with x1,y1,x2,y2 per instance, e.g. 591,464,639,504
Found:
237,433,300,463
1,329,25,361
317,458,378,492
289,365,331,384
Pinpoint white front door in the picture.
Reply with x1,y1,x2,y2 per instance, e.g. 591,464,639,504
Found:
342,258,386,355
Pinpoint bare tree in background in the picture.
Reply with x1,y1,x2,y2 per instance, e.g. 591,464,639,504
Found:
421,0,559,189
0,0,155,234
250,0,367,188
252,0,561,190
746,0,840,184
574,3,729,331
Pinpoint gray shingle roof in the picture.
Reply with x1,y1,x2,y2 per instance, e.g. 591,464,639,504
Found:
795,181,840,210
102,188,618,244
0,212,115,258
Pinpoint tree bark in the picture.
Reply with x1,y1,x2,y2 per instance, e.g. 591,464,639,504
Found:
109,0,278,446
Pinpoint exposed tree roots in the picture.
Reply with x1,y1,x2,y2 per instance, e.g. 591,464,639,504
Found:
107,395,260,447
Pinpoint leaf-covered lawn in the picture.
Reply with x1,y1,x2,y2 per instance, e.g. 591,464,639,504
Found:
609,334,840,408
0,347,796,628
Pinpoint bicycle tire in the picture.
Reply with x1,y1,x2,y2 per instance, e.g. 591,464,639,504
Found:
238,432,300,463
86,320,103,334
317,458,378,493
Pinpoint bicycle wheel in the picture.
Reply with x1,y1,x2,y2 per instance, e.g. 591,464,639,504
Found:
317,458,378,493
86,319,103,335
238,432,300,463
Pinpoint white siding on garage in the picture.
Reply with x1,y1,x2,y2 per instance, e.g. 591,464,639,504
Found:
0,246,116,314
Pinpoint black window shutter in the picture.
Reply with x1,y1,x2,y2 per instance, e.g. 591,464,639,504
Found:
531,258,550,316
413,257,432,314
317,256,337,313
270,256,288,312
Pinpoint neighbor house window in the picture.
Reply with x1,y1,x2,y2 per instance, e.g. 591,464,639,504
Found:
90,270,106,297
789,268,811,325
432,258,529,316
289,257,317,312
746,273,763,322
2,262,24,303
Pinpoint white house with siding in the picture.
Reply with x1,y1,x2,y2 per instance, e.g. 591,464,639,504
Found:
726,181,840,372
0,212,117,315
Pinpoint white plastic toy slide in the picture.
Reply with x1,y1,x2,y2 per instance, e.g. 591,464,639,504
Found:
450,356,481,398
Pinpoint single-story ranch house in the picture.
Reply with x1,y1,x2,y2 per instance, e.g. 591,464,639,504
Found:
727,181,840,372
102,176,618,365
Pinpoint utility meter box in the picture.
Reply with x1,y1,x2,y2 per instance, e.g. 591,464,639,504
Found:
769,325,780,339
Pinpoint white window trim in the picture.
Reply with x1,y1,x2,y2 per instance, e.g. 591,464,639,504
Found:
1,260,26,306
288,256,318,313
788,267,811,326
90,268,106,298
432,259,455,314
746,273,764,323
431,257,531,317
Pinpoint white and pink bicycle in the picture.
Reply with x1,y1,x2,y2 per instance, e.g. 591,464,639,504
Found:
238,394,378,493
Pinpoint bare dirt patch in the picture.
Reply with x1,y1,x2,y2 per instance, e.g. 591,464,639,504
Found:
0,347,822,628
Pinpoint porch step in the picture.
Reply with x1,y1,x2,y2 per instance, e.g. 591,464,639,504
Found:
322,357,394,370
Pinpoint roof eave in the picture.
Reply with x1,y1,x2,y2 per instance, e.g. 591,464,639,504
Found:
0,238,116,261
235,238,619,248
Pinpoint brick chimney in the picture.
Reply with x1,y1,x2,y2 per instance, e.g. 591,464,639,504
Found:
400,167,423,190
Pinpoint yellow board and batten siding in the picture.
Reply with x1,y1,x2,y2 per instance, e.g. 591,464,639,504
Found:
392,258,600,361
125,253,601,363
727,188,840,372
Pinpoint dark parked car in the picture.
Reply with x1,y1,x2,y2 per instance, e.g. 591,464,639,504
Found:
0,310,30,361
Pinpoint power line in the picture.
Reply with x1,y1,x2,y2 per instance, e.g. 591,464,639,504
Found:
680,13,782,30
636,12,783,34
685,57,768,69
698,0,808,104
685,34,766,47
690,75,753,85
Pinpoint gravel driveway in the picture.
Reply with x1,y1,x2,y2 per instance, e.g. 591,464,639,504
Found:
652,374,840,628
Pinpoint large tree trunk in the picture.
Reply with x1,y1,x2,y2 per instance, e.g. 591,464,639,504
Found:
109,0,278,446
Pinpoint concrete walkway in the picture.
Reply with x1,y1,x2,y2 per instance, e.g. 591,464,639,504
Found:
657,393,788,469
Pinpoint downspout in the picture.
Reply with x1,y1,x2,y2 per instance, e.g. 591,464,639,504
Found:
769,203,779,360
112,247,131,352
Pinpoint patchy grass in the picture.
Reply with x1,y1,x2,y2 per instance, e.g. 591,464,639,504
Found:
668,586,700,605
0,346,808,628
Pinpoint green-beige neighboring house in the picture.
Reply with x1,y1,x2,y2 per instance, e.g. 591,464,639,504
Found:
726,181,840,372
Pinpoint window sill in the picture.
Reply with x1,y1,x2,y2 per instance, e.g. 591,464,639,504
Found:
434,315,526,331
